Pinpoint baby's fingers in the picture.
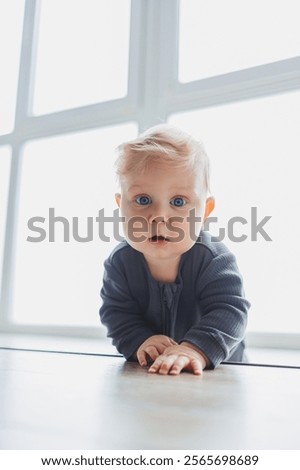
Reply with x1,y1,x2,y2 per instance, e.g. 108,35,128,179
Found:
169,356,190,375
186,358,203,376
137,345,160,366
148,355,164,373
136,349,147,367
149,354,178,375
167,338,178,346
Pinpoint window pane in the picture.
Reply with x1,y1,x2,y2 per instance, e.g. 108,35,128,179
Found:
169,90,300,334
179,0,300,82
13,123,137,326
0,0,25,134
32,0,131,115
0,147,11,286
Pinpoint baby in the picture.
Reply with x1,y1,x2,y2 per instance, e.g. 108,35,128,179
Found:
99,124,250,375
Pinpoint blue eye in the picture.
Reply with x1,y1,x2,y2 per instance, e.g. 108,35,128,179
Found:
136,195,152,205
170,197,186,207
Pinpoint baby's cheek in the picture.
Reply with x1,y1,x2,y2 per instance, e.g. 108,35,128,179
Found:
188,214,203,239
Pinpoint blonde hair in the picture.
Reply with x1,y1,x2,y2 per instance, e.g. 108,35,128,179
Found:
115,124,211,194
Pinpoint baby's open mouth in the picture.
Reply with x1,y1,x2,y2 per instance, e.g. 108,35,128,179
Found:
149,235,170,242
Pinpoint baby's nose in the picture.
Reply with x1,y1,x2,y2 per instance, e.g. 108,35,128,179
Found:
148,201,171,224
149,214,167,225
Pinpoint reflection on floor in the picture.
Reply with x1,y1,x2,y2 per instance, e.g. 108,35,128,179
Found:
0,333,299,368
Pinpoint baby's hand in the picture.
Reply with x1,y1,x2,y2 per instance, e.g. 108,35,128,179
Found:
136,335,177,367
148,342,207,376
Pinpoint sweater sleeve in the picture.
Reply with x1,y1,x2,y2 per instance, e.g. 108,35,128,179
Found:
99,256,155,360
180,250,250,369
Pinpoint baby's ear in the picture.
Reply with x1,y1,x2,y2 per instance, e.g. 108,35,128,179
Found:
115,193,121,207
204,196,215,221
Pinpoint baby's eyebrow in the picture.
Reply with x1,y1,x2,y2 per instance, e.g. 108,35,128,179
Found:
169,187,191,192
127,184,195,195
128,184,143,192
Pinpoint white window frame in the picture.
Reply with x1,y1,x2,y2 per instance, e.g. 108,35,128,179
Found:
1,0,300,350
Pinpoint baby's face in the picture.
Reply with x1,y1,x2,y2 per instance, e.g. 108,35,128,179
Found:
116,163,208,263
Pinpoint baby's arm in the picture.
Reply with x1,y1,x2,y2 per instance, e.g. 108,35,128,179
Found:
136,335,177,367
100,257,156,360
148,342,208,375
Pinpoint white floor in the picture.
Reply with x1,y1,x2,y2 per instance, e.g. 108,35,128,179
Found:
1,347,300,449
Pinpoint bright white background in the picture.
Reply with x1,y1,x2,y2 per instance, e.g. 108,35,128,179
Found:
179,0,300,82
13,124,136,326
32,0,131,114
1,0,300,349
0,0,25,134
0,147,11,288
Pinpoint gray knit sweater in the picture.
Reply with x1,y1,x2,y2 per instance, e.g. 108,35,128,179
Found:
99,231,250,368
